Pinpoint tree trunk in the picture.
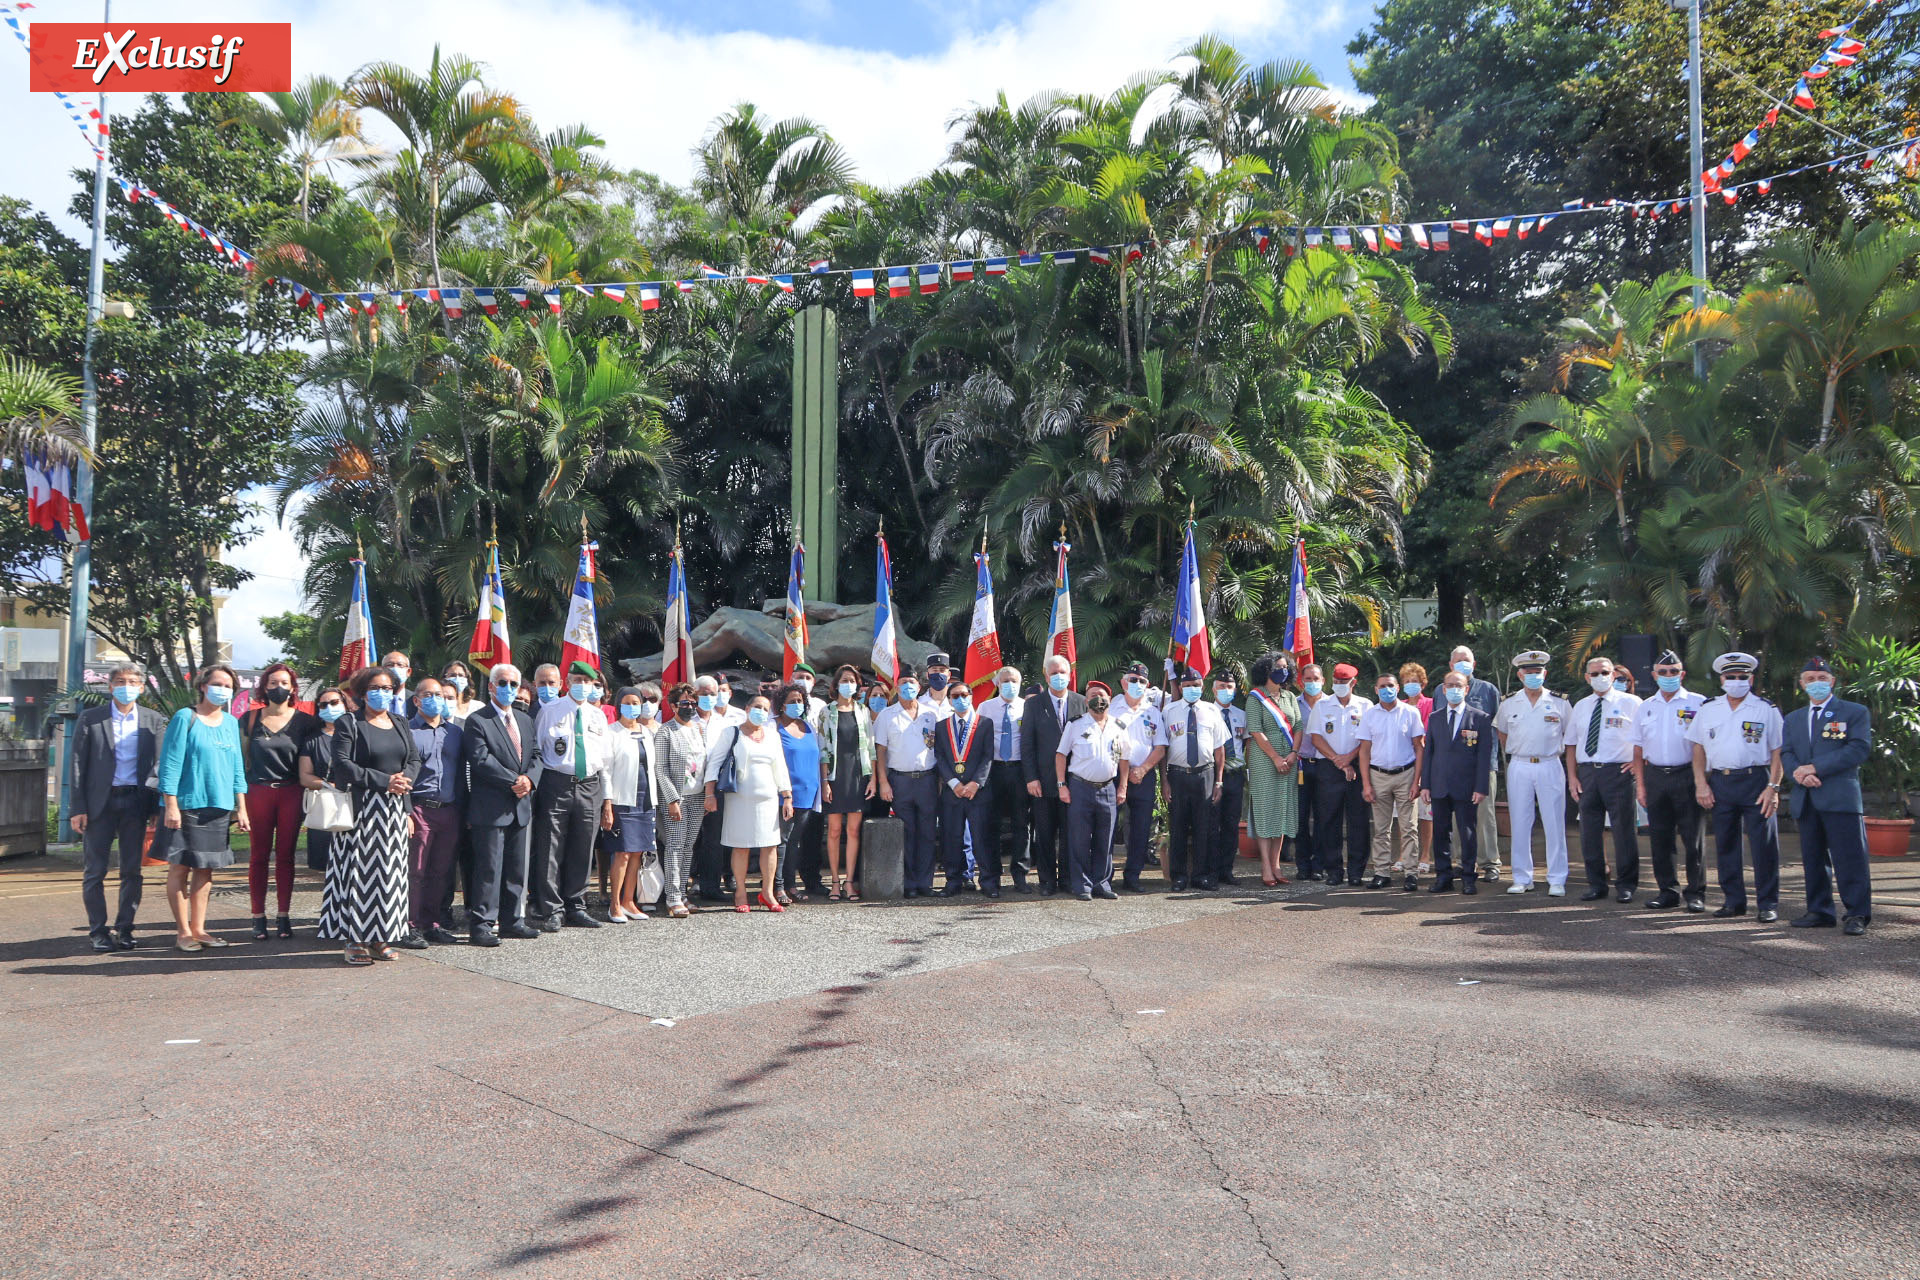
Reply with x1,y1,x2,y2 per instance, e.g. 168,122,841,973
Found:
190,556,219,672
1818,365,1839,447
1436,567,1466,636
1117,260,1133,388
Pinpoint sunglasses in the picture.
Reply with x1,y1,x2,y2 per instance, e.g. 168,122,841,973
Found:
318,700,344,709
495,679,521,688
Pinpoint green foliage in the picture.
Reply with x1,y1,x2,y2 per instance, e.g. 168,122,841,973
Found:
1836,633,1920,814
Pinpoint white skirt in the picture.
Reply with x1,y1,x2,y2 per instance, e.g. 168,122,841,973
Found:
719,792,782,849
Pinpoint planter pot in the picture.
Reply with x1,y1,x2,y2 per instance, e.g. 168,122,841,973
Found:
1495,800,1511,838
1864,816,1914,859
1238,821,1258,859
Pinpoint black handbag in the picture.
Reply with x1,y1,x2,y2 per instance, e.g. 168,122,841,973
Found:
713,727,742,794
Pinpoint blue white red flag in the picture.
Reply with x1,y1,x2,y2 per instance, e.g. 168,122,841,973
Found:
809,259,831,274
783,541,808,682
507,287,529,308
699,263,727,281
887,266,911,298
600,284,626,302
852,269,876,297
871,533,899,683
1047,535,1076,688
1282,536,1313,664
772,275,795,293
918,263,941,294
963,550,1002,701
661,540,695,688
1052,250,1078,265
984,257,1009,275
950,260,975,282
559,541,602,680
1018,252,1043,267
467,542,512,671
1168,522,1211,679
340,555,377,680
1087,246,1112,265
543,289,562,314
639,283,662,311
1432,225,1451,250
472,289,497,314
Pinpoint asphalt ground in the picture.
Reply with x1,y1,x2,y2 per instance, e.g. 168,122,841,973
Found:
3,834,1917,1280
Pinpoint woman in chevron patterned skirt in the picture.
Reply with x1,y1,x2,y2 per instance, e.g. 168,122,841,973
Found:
320,665,421,965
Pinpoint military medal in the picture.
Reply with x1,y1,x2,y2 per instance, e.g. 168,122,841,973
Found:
947,713,981,778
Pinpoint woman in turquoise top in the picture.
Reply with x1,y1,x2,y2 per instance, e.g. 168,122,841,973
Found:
775,683,828,905
156,665,251,952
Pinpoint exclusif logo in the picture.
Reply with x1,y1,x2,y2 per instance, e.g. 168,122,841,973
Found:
29,22,291,93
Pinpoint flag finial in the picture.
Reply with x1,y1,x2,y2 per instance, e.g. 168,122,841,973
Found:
580,513,589,541
979,522,988,555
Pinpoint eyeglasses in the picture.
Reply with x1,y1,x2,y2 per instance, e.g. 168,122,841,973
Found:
495,679,520,688
318,700,344,710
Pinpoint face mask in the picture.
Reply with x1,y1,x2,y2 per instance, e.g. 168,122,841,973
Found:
569,681,590,702
364,688,393,712
839,682,857,699
798,677,814,692
676,703,696,722
1332,682,1353,698
264,686,292,705
637,702,656,720
587,685,605,703
1723,678,1751,698
999,680,1019,700
868,695,887,714
898,683,919,700
389,664,410,682
1612,677,1630,693
1805,680,1832,700
1048,673,1070,692
621,703,644,722
1181,686,1202,703
927,673,949,690
492,683,516,706
1215,688,1235,705
419,694,447,720
205,685,233,707
1126,680,1145,697
1087,696,1110,713
697,694,716,712
1302,681,1323,696
1275,667,1291,685
318,704,345,724
1453,661,1473,676
1590,675,1614,693
537,686,558,705
951,696,972,714
748,707,771,726
111,685,139,706
1655,675,1682,693
448,676,469,693
1377,687,1397,703
1444,686,1465,706
1401,682,1422,699
1522,672,1545,690
784,702,805,718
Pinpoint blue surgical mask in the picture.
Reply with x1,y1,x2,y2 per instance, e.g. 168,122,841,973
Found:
867,695,887,714
492,683,516,706
638,702,656,720
388,664,410,685
419,694,447,720
1453,661,1473,676
1805,680,1831,700
111,685,139,706
1656,675,1682,693
1612,677,1630,692
839,681,857,699
537,686,559,705
784,702,805,719
1181,686,1202,703
1215,688,1235,705
999,680,1019,700
1302,681,1323,696
569,681,590,702
952,696,971,714
748,707,771,726
927,672,949,690
1443,686,1465,706
899,682,919,700
697,694,716,712
1127,680,1146,697
448,675,469,692
587,685,604,702
1522,673,1545,690
318,704,345,724
205,685,233,707
621,703,645,722
1048,673,1069,692
1378,687,1398,703
364,688,393,712
1401,682,1422,699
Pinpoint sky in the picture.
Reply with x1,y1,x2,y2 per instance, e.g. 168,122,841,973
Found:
1,0,1374,665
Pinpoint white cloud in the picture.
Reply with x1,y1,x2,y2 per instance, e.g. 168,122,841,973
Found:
223,488,307,667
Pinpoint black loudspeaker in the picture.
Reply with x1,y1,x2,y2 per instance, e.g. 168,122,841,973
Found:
1617,633,1657,697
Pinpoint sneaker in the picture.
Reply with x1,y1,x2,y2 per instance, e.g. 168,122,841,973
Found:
1506,883,1531,895
1547,884,1567,898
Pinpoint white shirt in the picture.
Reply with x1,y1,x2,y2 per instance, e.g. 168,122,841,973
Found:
110,703,141,787
1635,688,1708,767
1568,689,1642,764
875,703,941,772
1495,689,1573,761
1216,702,1248,770
1685,695,1783,770
714,700,748,728
921,689,957,722
1112,696,1168,768
979,695,1025,762
1164,698,1230,766
1311,694,1374,758
533,696,613,778
1057,714,1127,783
1357,700,1425,769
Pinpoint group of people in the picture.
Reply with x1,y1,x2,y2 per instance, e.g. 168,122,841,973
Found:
67,638,1882,964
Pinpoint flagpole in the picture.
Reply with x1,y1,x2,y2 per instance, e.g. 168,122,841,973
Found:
1686,0,1708,378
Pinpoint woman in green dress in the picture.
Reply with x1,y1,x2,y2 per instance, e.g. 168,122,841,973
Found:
1243,651,1303,886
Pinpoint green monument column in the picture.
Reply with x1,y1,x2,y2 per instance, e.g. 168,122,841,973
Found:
791,305,839,601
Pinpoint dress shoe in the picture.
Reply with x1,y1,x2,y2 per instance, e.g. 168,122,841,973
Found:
1369,875,1390,889
960,880,978,892
469,924,500,947
114,930,137,950
1461,880,1479,895
1430,878,1455,893
1145,854,1161,868
1014,881,1035,893
1757,908,1779,923
1615,887,1635,904
1788,913,1834,928
983,884,1001,899
1193,877,1217,891
1403,876,1418,893
397,930,431,950
1506,883,1532,895
1121,879,1145,893
941,884,965,897
1645,891,1681,911
90,933,115,954
1685,895,1706,913
1219,874,1239,887
1547,884,1567,897
1170,877,1190,892
423,925,460,945
538,914,564,933
1844,916,1867,936
1074,891,1093,901
1299,870,1322,882
1712,904,1747,918
1483,868,1501,883
501,920,541,939
1579,887,1609,901
562,909,603,929
1092,886,1119,900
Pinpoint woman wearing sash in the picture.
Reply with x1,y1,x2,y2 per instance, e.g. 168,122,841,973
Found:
1244,652,1303,886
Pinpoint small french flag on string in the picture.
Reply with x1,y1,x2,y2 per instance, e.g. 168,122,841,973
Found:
1804,62,1831,80
1516,217,1536,239
744,274,772,287
852,269,876,297
676,280,696,294
950,260,975,282
441,288,464,317
389,291,409,313
809,259,830,274
1831,37,1865,55
1304,228,1323,248
773,274,795,293
1018,252,1042,267
474,289,498,314
1792,79,1816,108
1757,178,1773,195
1087,246,1112,266
1431,225,1451,251
700,263,727,281
639,283,662,310
1331,227,1353,251
1253,226,1271,252
1383,225,1402,250
983,257,1008,276
507,287,529,308
544,289,562,313
887,266,911,297
1409,223,1430,249
356,292,379,313
1358,227,1379,251
918,264,941,294
1763,106,1780,127
600,284,626,302
1052,249,1079,265
1492,218,1512,239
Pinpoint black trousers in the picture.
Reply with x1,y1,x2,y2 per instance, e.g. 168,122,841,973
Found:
694,799,728,898
81,788,148,935
1165,766,1214,885
1642,764,1705,896
1310,758,1369,881
779,808,821,892
1030,784,1069,890
940,787,993,883
1430,793,1479,882
988,763,1033,886
532,772,604,917
1066,776,1116,895
1212,768,1246,880
889,770,939,893
1292,767,1316,871
1798,803,1871,922
1709,768,1778,911
1118,765,1159,883
1577,761,1639,888
469,817,532,925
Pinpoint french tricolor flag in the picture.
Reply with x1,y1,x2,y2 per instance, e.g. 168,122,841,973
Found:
1383,225,1402,250
1492,218,1512,239
356,292,379,313
1304,228,1323,248
1409,223,1430,249
1723,187,1739,204
1763,106,1780,127
772,274,795,293
1051,250,1078,265
543,289,562,314
851,269,876,297
1792,79,1816,108
600,284,626,302
1330,227,1353,251
1804,62,1831,80
1431,225,1450,250
474,289,498,314
917,263,941,294
1018,252,1042,267
1087,246,1112,266
1516,217,1536,239
983,257,1008,276
744,275,772,287
676,280,696,294
949,260,975,282
1734,131,1762,163
390,291,409,313
441,288,464,317
1358,227,1379,251
809,259,830,274
639,283,662,310
887,266,911,297
1830,37,1864,55
1168,521,1210,679
1756,178,1772,195
1253,226,1271,252
507,287,529,308
700,263,727,281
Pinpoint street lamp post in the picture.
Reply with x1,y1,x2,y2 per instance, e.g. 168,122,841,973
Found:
1686,0,1709,378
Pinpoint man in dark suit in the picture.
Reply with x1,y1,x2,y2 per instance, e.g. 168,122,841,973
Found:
462,663,544,946
1780,656,1875,935
1421,670,1496,893
1021,655,1087,895
935,682,996,896
69,664,166,952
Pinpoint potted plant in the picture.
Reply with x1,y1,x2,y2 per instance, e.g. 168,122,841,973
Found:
1835,635,1920,857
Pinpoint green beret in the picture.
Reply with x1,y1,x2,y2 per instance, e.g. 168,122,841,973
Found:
569,660,602,680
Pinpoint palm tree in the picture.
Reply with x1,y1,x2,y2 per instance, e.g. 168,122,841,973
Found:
690,104,855,262
0,355,92,464
224,76,383,220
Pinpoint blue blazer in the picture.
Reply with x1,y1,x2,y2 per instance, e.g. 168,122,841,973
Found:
1422,703,1494,801
1780,697,1872,818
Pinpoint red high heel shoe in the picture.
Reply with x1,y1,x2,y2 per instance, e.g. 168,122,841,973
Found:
757,891,785,913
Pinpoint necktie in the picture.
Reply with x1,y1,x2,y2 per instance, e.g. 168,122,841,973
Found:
1228,716,1241,763
504,709,521,760
1585,701,1603,757
573,709,588,780
1451,708,1459,739
1000,707,1014,761
1187,707,1199,765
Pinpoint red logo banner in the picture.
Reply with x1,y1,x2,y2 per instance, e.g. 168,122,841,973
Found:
30,23,291,93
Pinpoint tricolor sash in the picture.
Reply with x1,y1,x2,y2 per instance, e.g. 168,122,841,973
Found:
947,714,982,777
1250,689,1296,752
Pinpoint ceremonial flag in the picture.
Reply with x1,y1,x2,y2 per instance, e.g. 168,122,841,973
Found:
1282,535,1313,664
1475,222,1495,245
871,532,899,683
1492,218,1512,238
1046,533,1077,687
543,289,562,314
963,547,1002,701
340,554,376,680
639,283,662,310
918,263,942,294
507,287,529,308
355,291,379,313
467,541,512,671
558,540,603,680
441,288,463,317
1517,217,1536,239
22,451,88,543
783,540,808,682
661,538,695,689
983,257,1009,276
852,268,876,297
1168,521,1211,678
809,259,831,274
772,275,795,293
950,260,975,282
887,265,911,298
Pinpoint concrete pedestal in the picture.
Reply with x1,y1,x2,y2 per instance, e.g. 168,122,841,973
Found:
860,815,905,900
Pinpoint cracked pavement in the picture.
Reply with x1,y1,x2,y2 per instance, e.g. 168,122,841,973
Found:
2,846,1918,1279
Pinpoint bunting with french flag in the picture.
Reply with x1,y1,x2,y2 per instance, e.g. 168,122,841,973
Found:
1168,520,1211,678
1046,532,1077,688
466,540,512,672
963,547,1002,701
783,540,808,682
661,536,695,689
558,539,603,679
1282,535,1313,664
339,553,377,680
871,530,899,684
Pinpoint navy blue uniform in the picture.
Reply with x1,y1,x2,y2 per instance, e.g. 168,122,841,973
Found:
1781,696,1874,923
1423,701,1495,885
935,710,995,889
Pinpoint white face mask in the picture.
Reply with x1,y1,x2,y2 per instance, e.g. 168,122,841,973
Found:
1589,674,1614,693
1722,678,1751,698
1332,682,1353,698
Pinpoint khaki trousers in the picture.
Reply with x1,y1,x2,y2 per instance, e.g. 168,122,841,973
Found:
1368,767,1418,876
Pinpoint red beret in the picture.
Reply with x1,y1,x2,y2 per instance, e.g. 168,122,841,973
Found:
1332,662,1359,680
1085,680,1112,697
